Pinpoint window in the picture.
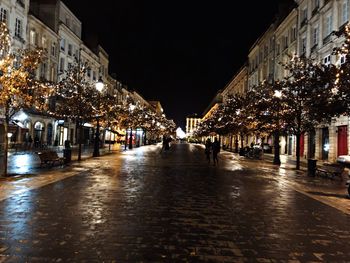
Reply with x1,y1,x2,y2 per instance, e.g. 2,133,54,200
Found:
0,8,7,24
92,71,96,81
269,38,274,52
51,42,56,57
75,49,79,59
50,66,55,81
339,54,346,64
342,0,349,25
30,30,37,45
291,27,297,42
283,35,288,49
301,8,308,23
15,18,22,38
59,57,65,72
60,38,65,51
42,37,47,49
312,27,319,46
324,55,331,65
65,16,70,27
301,37,307,54
313,0,320,11
325,14,333,36
264,45,268,58
40,62,47,79
276,42,280,55
68,44,72,56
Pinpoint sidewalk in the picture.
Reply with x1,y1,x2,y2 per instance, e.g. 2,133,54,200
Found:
225,150,350,215
0,143,126,176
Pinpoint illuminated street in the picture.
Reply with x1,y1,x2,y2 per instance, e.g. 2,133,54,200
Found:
0,143,349,262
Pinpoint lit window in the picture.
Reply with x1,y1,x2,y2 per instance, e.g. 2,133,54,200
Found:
324,55,331,65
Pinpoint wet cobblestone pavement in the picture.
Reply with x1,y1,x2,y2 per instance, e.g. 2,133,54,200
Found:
0,143,350,262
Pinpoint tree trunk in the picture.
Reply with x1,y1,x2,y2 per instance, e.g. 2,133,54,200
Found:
296,131,301,170
78,120,82,161
240,132,244,149
235,136,239,153
2,115,9,176
124,132,128,150
128,128,133,149
273,129,281,165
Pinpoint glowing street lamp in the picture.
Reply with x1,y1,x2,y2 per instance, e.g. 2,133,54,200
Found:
273,89,282,165
93,77,104,157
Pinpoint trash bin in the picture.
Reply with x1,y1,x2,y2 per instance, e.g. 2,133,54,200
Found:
63,149,72,164
239,148,245,156
308,158,317,176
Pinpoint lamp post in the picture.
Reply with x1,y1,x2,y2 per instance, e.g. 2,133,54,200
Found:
273,90,282,165
128,104,136,149
93,77,104,157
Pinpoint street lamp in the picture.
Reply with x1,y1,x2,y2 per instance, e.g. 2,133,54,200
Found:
128,104,136,149
93,77,104,157
273,89,282,165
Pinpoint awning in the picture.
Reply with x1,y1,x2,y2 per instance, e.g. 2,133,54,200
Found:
0,120,29,133
13,120,28,130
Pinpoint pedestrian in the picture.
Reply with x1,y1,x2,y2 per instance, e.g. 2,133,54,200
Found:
204,138,212,163
212,137,220,166
161,135,169,152
28,135,33,150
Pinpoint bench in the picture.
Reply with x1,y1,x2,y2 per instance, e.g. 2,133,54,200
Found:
315,162,345,180
37,150,64,167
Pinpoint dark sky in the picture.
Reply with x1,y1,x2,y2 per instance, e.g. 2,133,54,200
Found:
64,0,294,129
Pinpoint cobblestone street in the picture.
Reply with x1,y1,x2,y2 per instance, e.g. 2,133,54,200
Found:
0,143,350,262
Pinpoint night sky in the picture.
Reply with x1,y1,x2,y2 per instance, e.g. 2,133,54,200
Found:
64,0,294,129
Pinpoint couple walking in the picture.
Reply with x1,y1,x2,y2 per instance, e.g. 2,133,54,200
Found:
205,138,220,165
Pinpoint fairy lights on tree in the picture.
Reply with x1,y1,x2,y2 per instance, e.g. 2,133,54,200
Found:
0,22,51,176
52,59,99,160
277,55,338,169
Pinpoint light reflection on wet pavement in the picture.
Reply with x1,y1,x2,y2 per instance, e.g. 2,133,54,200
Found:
0,143,349,262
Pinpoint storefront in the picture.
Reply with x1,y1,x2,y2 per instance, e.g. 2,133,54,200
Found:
126,128,145,147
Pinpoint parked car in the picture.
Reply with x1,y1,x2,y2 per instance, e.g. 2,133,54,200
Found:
337,155,350,168
252,143,272,153
262,143,272,153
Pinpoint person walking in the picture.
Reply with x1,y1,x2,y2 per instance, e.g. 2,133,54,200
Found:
212,137,220,166
204,138,212,163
